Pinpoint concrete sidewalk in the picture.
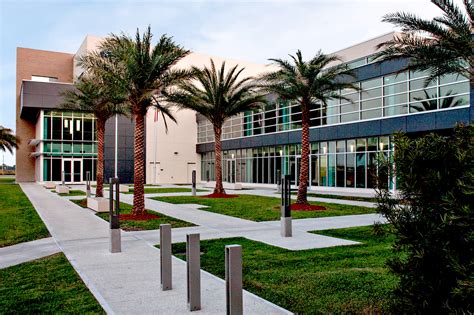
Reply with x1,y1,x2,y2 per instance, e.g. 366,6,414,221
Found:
0,237,60,269
20,183,290,315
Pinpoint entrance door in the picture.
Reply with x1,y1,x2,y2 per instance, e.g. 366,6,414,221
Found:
225,159,236,183
289,156,301,187
62,159,82,183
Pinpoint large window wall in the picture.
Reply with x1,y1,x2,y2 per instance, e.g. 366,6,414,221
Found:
197,70,470,143
40,110,98,182
200,135,393,190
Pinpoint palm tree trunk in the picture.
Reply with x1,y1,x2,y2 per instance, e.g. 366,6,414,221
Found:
213,125,226,195
132,113,146,216
296,105,310,205
95,118,105,198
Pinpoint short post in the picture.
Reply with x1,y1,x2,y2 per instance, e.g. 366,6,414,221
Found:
192,170,197,196
280,175,292,237
109,177,121,253
186,233,201,311
86,171,91,197
61,171,65,185
225,245,243,315
160,224,172,290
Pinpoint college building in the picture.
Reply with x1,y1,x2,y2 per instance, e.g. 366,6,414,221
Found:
16,32,473,193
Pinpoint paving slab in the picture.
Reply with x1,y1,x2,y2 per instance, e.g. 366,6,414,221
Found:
0,237,60,269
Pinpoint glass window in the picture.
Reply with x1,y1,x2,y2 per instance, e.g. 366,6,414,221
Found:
356,152,366,188
440,81,469,97
410,78,436,90
384,72,407,85
361,99,381,110
336,140,345,153
319,155,327,186
43,142,52,153
361,78,381,90
52,117,61,140
410,70,430,79
367,137,378,151
439,73,469,85
384,82,407,95
336,153,345,187
63,117,73,140
347,139,356,153
63,143,72,153
356,138,366,152
384,105,408,117
52,142,61,153
361,108,382,120
43,158,51,181
73,118,82,141
326,99,339,125
384,93,408,106
361,87,382,100
410,87,437,102
346,153,355,187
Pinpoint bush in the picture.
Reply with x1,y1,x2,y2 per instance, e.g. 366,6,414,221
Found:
376,124,474,313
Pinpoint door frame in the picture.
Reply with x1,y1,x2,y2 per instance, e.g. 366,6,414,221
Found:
62,158,82,183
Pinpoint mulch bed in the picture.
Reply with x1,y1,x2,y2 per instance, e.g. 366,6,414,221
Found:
119,212,160,221
200,193,239,198
290,204,327,211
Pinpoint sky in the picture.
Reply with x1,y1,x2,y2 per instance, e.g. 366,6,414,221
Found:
0,0,446,166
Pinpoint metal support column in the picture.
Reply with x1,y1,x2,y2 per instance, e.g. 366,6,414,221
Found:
225,245,243,315
109,177,121,253
192,170,197,196
160,224,172,290
186,233,201,311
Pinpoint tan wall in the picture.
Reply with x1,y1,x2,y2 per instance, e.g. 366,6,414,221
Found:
16,48,74,182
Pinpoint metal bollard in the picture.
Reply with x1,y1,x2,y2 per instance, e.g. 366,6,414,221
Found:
160,224,172,290
192,170,197,196
186,233,201,311
109,177,121,253
86,171,91,197
62,171,65,185
280,175,292,237
225,245,243,315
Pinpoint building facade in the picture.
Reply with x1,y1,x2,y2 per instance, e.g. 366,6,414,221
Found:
16,33,473,192
196,33,473,192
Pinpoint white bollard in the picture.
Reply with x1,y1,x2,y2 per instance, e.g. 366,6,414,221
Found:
225,245,243,315
186,233,201,311
160,224,172,290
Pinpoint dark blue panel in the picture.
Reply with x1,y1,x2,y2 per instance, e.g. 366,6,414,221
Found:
380,58,409,75
319,126,338,141
261,134,276,146
287,130,301,144
337,123,359,139
357,120,381,137
275,132,289,145
407,113,436,132
380,117,407,134
354,63,381,82
435,108,470,129
309,128,320,142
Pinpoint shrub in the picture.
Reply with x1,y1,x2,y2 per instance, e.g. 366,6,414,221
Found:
376,124,473,313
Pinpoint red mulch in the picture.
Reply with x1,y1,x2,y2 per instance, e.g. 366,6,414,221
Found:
200,193,239,199
119,212,160,221
291,204,327,211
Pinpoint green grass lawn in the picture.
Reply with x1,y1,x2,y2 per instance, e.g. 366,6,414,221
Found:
0,182,49,247
0,177,15,183
123,187,208,194
72,198,194,231
170,226,396,314
53,189,87,196
288,192,378,203
152,194,375,221
0,253,104,314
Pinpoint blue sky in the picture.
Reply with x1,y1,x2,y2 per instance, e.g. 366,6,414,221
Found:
0,0,443,165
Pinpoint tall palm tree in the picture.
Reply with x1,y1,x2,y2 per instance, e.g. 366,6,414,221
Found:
61,76,127,197
0,126,19,154
375,0,473,85
260,50,358,205
165,59,266,195
80,26,190,216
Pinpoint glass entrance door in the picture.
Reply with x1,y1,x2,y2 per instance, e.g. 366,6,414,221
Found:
225,159,236,183
62,159,82,183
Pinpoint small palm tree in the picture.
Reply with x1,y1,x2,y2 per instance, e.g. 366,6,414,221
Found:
375,0,473,85
0,126,19,154
62,76,127,197
165,60,266,195
411,90,464,112
80,26,190,216
260,50,358,205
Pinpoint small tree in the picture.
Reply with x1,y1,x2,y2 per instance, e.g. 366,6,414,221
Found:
165,59,265,195
62,76,127,197
376,124,474,313
259,50,358,204
0,126,19,154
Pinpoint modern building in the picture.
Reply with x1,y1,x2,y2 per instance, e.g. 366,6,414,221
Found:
16,32,473,193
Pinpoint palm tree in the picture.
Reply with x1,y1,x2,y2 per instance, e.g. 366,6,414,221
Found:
165,60,266,195
61,76,127,197
260,50,358,205
0,126,19,154
80,26,190,216
375,0,473,85
411,89,464,112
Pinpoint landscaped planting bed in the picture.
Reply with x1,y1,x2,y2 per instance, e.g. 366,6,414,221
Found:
152,194,375,221
171,226,396,313
72,198,194,231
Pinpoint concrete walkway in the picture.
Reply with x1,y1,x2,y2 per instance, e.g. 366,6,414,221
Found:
0,237,60,269
20,183,290,315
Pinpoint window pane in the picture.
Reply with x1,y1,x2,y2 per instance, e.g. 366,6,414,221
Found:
361,87,382,99
361,108,382,120
439,81,469,97
361,78,381,90
384,82,407,95
439,73,469,85
384,72,407,85
384,93,408,106
384,105,408,116
52,117,61,140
